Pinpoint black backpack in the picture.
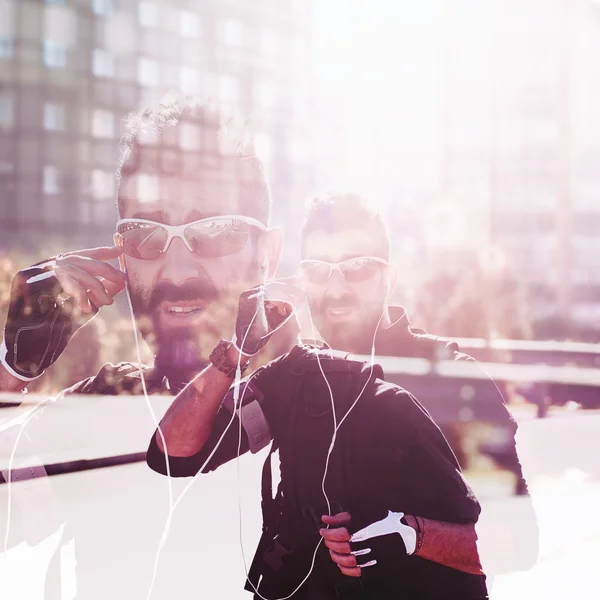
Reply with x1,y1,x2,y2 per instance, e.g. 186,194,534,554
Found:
245,345,384,598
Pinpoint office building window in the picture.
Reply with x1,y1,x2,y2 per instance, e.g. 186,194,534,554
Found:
43,41,67,68
180,11,200,38
91,109,115,139
91,169,114,200
0,95,13,128
93,0,113,17
180,66,200,95
0,37,13,59
222,19,242,46
137,173,159,203
138,2,158,28
92,48,114,78
43,166,60,195
219,74,239,105
44,103,65,131
138,57,158,87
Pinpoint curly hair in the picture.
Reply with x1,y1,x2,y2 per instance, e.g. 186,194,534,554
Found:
115,92,271,225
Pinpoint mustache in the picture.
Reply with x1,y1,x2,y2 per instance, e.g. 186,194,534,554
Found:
149,280,220,310
320,295,359,312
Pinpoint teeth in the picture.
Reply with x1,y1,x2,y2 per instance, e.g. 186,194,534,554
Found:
168,306,200,314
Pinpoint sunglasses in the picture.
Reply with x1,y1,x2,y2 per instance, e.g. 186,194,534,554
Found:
115,215,266,260
299,256,388,284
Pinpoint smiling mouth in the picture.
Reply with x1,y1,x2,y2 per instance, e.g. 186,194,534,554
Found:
326,306,355,316
159,301,206,318
167,306,203,315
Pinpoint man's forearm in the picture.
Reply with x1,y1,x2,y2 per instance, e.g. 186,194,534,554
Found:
405,515,484,576
155,362,235,458
0,362,28,393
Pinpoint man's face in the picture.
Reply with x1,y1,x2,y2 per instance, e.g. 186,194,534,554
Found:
117,173,278,376
301,229,391,353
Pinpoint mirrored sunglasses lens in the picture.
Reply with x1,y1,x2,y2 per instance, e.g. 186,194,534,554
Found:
301,262,331,283
341,258,382,282
118,223,168,259
185,220,250,257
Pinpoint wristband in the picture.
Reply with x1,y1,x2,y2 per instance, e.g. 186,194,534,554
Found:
209,339,250,378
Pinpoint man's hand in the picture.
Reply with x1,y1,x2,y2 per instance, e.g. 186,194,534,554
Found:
0,246,125,381
320,512,362,577
232,278,303,357
321,511,419,577
52,246,125,313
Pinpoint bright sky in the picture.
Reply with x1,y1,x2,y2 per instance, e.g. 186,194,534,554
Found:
309,0,510,248
311,0,448,223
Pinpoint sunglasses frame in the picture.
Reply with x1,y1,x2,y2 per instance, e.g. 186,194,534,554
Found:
299,256,389,283
115,214,267,259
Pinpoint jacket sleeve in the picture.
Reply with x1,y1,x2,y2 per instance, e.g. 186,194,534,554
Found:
386,388,483,525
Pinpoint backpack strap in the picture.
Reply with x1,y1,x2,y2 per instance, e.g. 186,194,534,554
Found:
246,439,281,591
245,361,307,592
222,379,272,454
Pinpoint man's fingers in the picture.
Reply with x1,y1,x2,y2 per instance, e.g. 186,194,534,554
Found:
102,277,126,298
60,246,123,261
62,266,113,306
329,549,358,569
266,300,294,317
56,266,113,308
339,566,362,578
319,527,351,542
57,255,125,286
322,539,351,554
322,512,352,527
57,276,92,313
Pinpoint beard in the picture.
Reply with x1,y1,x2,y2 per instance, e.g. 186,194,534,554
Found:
309,293,385,355
128,278,222,385
126,260,264,388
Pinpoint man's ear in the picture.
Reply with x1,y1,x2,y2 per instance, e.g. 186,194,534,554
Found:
260,228,284,280
386,263,398,298
113,233,126,273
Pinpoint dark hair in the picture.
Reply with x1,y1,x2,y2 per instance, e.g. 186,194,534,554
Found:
115,92,271,225
300,191,391,259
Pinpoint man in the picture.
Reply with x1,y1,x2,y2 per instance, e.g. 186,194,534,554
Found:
0,95,294,598
297,191,538,577
0,96,289,397
147,291,489,599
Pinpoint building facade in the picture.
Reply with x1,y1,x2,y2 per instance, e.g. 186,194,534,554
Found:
0,0,315,273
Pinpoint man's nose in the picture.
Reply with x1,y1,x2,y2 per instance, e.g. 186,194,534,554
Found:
160,237,204,285
324,269,350,296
